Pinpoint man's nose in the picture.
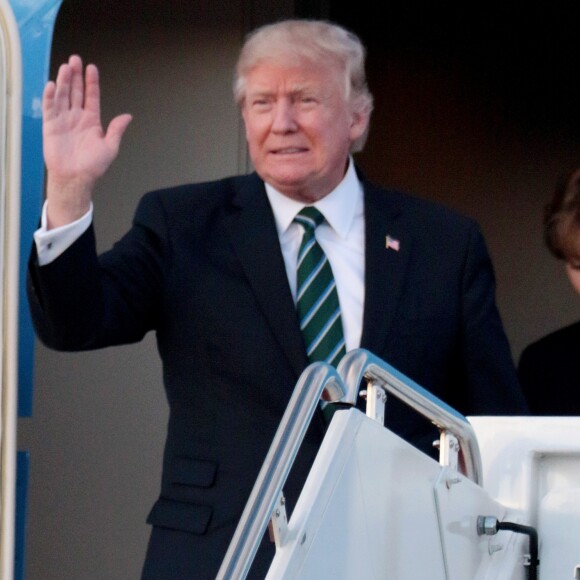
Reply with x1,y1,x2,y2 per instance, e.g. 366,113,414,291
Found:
272,101,298,132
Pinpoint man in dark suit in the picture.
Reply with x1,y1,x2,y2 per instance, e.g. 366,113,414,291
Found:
27,19,528,579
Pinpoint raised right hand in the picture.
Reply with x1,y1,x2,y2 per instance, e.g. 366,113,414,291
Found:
42,54,132,228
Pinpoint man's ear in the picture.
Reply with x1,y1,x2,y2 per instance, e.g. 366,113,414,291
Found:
349,107,370,142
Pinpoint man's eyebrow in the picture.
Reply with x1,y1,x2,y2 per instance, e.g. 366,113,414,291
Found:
246,90,274,100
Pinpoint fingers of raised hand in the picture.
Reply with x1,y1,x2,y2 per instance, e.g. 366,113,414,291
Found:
105,114,133,152
42,80,56,121
69,55,85,109
46,55,100,118
83,63,101,115
51,58,76,115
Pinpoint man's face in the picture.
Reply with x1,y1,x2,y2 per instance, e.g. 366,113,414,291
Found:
241,58,368,203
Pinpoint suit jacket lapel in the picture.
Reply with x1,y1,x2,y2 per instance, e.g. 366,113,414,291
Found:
222,173,412,377
226,174,308,379
360,181,411,355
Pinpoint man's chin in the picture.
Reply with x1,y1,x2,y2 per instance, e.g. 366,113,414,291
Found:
264,171,308,192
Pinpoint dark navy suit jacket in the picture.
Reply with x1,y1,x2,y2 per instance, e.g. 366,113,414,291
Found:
27,170,528,578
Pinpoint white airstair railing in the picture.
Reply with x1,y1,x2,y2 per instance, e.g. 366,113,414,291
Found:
217,348,484,579
337,348,483,485
216,362,345,580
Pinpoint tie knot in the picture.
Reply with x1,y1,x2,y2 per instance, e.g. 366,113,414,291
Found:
294,206,325,232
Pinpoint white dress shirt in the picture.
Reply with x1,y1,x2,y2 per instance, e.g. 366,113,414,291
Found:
265,158,365,352
33,158,365,350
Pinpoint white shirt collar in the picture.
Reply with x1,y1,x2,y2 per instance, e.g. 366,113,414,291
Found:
265,157,363,239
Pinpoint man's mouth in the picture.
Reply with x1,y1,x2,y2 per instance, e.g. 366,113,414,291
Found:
271,147,307,154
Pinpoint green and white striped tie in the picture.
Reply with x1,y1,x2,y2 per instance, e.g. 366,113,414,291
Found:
295,207,346,367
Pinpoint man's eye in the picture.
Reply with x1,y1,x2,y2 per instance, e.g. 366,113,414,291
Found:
251,99,272,110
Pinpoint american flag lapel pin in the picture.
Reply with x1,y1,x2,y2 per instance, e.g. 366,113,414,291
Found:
385,235,400,252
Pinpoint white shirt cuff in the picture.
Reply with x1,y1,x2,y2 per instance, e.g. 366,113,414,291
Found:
33,201,93,266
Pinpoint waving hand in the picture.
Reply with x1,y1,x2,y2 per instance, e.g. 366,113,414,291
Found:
42,55,132,228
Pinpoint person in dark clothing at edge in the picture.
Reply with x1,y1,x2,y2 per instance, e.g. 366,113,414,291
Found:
518,167,580,414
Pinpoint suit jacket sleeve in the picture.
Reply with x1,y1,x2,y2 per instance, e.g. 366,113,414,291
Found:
27,190,167,351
